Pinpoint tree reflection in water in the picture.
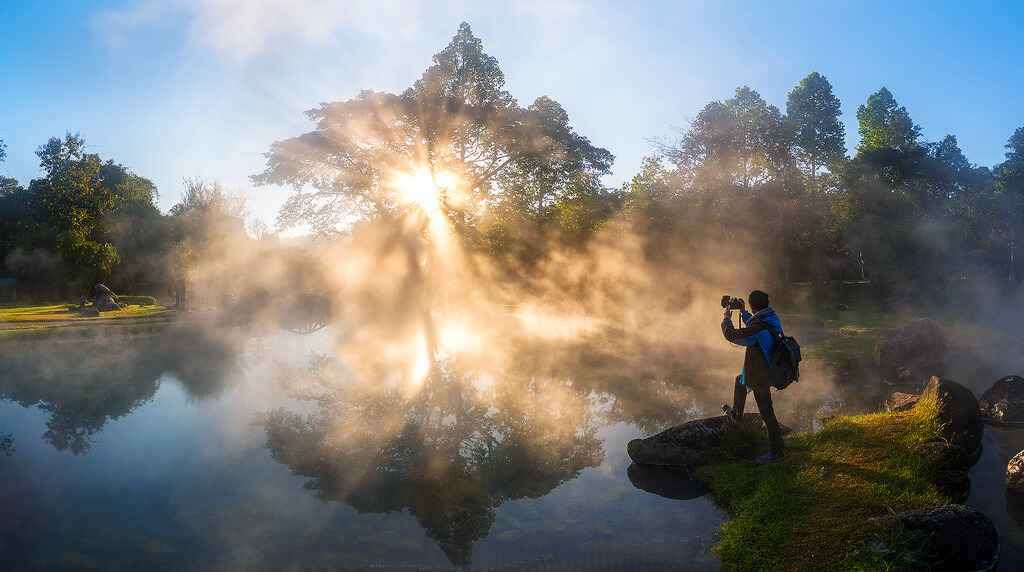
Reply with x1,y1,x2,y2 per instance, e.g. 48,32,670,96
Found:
257,354,605,567
0,326,245,454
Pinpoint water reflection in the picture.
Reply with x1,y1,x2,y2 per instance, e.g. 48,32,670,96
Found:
627,463,709,501
257,354,605,567
0,326,245,453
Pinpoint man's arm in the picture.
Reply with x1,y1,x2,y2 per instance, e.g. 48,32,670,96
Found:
722,315,768,345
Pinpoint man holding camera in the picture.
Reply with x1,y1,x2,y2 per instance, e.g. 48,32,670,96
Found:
721,290,785,463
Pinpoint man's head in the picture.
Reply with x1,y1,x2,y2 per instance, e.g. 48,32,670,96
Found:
748,290,769,313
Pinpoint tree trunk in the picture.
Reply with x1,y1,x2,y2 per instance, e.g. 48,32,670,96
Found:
1011,227,1017,282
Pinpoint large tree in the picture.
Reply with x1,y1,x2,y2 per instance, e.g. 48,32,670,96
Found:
253,22,612,368
856,87,921,153
786,72,845,193
996,126,1024,280
667,86,792,194
254,23,610,237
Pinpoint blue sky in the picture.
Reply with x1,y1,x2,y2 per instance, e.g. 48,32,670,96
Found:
2,1,1022,229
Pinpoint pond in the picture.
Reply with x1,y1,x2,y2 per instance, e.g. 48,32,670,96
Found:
0,318,1021,571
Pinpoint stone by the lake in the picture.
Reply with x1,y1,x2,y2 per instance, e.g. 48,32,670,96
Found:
871,504,998,572
626,414,790,467
885,392,921,412
1006,449,1024,493
875,318,946,382
979,375,1024,426
923,376,984,465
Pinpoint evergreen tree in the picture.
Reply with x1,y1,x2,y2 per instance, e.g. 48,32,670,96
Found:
787,72,845,193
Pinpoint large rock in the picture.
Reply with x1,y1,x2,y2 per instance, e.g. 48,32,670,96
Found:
979,375,1024,426
923,377,984,465
875,318,946,383
626,414,790,467
873,505,998,572
885,391,921,412
1006,449,1024,492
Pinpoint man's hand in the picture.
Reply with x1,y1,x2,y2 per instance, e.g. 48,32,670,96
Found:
737,298,746,312
724,308,733,319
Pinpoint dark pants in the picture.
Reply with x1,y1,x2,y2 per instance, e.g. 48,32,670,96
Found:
732,372,785,456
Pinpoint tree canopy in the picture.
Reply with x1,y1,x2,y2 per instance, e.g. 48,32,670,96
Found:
253,22,612,242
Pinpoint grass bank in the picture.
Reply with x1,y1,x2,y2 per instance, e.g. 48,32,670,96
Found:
697,396,949,571
0,302,176,339
0,302,172,323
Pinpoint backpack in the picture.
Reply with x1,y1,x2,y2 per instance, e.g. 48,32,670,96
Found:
765,325,801,390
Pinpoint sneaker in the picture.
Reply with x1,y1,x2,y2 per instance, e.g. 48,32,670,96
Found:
722,405,740,423
756,451,785,463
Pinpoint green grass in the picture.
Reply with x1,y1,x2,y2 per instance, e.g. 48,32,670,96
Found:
696,397,948,571
0,302,174,324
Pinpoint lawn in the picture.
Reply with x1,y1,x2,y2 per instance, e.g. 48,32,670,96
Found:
0,302,173,324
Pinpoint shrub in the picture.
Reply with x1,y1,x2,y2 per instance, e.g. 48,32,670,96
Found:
119,296,157,306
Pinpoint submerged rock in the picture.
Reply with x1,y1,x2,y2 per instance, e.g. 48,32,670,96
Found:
885,391,921,412
875,318,946,383
923,377,983,465
626,414,790,467
873,505,998,572
979,375,1024,426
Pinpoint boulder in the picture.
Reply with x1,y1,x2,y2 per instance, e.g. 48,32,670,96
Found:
893,367,914,384
80,307,100,318
1006,449,1024,493
875,318,946,383
626,414,790,467
885,392,921,412
979,375,1024,426
938,477,971,505
923,377,984,465
911,442,970,485
873,505,998,572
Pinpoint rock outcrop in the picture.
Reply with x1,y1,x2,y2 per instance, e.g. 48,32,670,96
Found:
979,375,1024,426
874,318,946,383
873,505,998,572
885,391,921,412
626,414,790,467
923,377,984,465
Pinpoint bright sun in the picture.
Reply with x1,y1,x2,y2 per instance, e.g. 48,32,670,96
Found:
393,168,457,213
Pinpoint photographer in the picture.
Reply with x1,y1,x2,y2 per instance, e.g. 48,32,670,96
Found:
721,290,785,463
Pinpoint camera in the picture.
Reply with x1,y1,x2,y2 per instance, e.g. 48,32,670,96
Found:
721,295,744,310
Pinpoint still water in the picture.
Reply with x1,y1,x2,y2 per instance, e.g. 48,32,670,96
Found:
0,325,725,571
2,321,1023,571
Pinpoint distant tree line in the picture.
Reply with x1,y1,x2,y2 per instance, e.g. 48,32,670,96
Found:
3,23,1024,303
0,134,251,299
627,77,1024,298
